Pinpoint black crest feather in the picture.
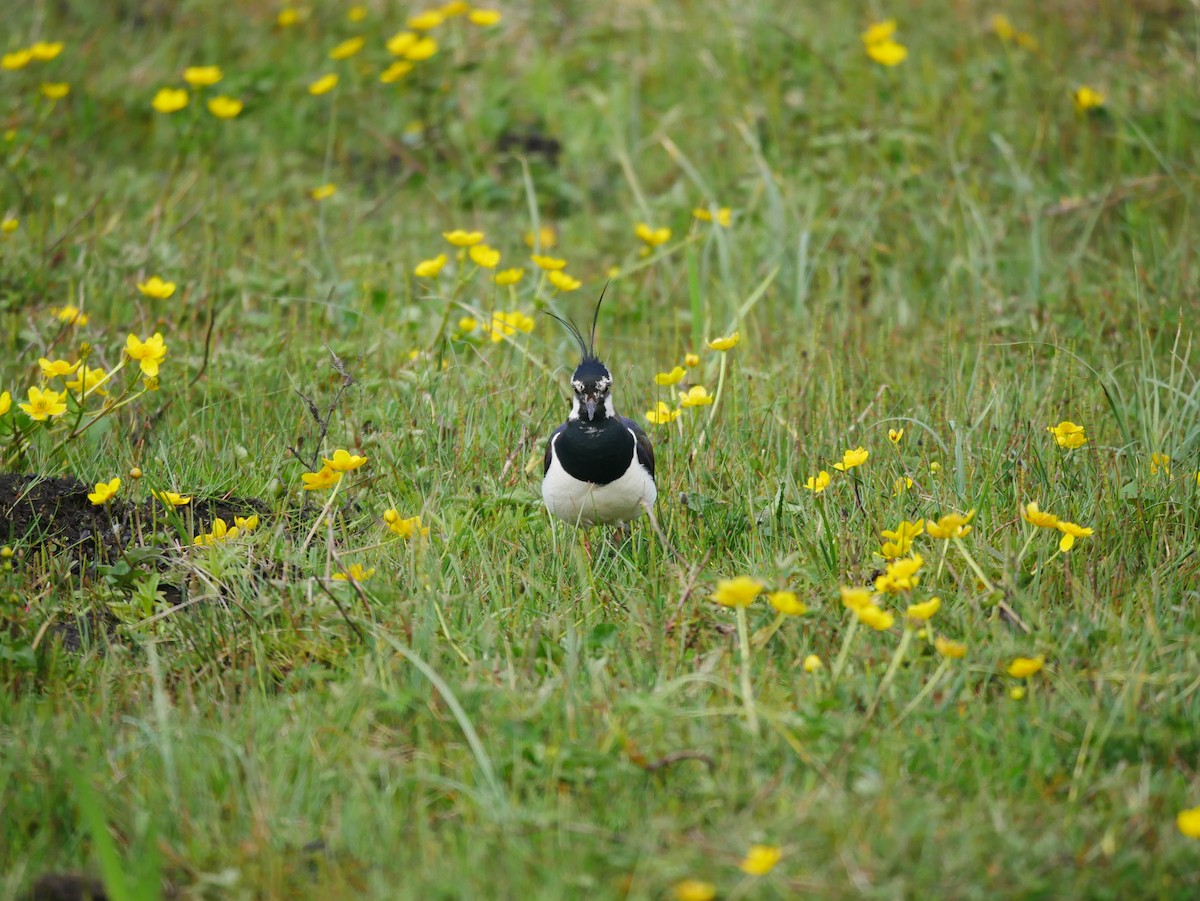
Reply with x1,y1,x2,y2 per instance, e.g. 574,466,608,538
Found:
544,282,608,363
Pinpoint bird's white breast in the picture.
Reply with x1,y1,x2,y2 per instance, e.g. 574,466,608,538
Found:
542,435,656,528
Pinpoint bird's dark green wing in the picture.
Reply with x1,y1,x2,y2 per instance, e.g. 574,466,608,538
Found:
621,417,655,480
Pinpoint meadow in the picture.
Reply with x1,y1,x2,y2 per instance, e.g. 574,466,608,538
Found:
2,1,1200,898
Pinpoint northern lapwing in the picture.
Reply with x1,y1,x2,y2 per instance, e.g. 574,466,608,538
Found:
542,289,656,528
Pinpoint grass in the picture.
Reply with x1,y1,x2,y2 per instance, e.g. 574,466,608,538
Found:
3,0,1200,897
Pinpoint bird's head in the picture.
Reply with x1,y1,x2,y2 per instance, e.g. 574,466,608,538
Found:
571,357,613,422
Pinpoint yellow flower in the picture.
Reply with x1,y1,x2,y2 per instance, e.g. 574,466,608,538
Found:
414,254,447,277
194,518,240,545
1007,655,1045,678
1022,501,1058,529
1047,420,1087,448
531,253,567,270
311,183,336,201
654,366,685,386
866,40,908,66
380,61,414,83
38,358,81,378
0,391,10,416
905,596,940,622
301,466,342,490
892,476,913,496
645,402,681,425
152,87,189,113
51,305,88,325
879,519,923,559
408,9,445,30
333,563,376,582
348,5,368,22
384,509,430,538
692,206,732,226
443,229,484,247
711,576,763,608
1016,31,1039,51
706,332,740,351
768,591,807,616
803,654,822,673
738,844,782,876
926,510,975,540
467,8,502,26
673,879,716,901
855,604,895,631
684,352,700,367
40,82,70,100
1177,807,1200,839
19,386,68,421
990,13,1016,41
469,244,501,269
935,636,967,659
1150,452,1171,476
137,276,177,299
888,427,904,444
1073,86,1105,113
929,461,941,473
547,271,581,292
29,41,64,61
494,267,525,286
457,316,478,332
125,333,168,377
1056,520,1093,552
1,217,19,235
1,50,32,70
860,19,897,45
234,514,259,532
183,65,223,87
405,37,438,60
329,36,365,60
308,73,339,95
152,490,191,507
277,8,301,27
207,96,243,118
87,477,121,505
67,368,109,397
832,446,868,472
874,554,923,594
322,449,368,471
840,586,874,611
524,225,557,249
678,385,714,408
441,1,470,17
634,223,671,247
804,471,831,494
383,29,417,55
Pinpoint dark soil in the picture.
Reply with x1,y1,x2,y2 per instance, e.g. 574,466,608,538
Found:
0,473,268,563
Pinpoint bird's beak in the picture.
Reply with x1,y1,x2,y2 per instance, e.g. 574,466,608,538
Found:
584,398,598,420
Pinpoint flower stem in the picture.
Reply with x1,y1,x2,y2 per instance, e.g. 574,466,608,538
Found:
735,604,759,734
863,626,913,721
891,658,952,727
954,538,994,593
830,615,859,687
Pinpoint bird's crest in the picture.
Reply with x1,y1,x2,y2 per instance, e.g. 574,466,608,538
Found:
545,282,608,363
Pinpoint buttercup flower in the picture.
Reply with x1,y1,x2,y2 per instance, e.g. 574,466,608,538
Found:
441,1,470,17
137,276,176,299
301,466,342,490
494,267,524,286
125,333,168,377
67,368,109,400
523,225,557,249
333,563,376,582
322,449,368,471
408,9,445,30
467,8,502,25
679,385,714,408
547,271,581,292
277,8,300,27
194,517,241,545
874,554,923,594
892,477,913,496
29,41,64,61
654,366,685,386
1150,452,1171,476
2,217,21,235
880,519,923,559
152,87,189,113
469,244,501,268
531,254,567,270
935,636,967,659
308,73,339,95
2,50,33,70
1177,807,1200,839
803,654,822,673
51,305,88,326
183,65,223,87
1073,86,1105,113
443,229,484,246
888,427,904,444
1007,655,1045,678
386,31,418,55
768,591,807,616
634,223,671,247
692,206,732,227
405,37,438,60
38,358,81,378
1047,420,1087,449
348,5,367,21
311,183,337,201
414,254,447,277
839,586,873,611
646,402,680,425
706,332,740,351
860,19,897,44
855,604,895,630
207,96,243,118
739,844,782,876
711,576,763,608
380,61,414,83
87,478,120,505
672,880,716,901
1056,520,1093,552
234,514,259,532
152,490,191,507
832,446,868,471
40,82,70,100
865,39,907,65
991,13,1016,41
926,510,975,540
0,392,10,416
384,509,430,538
804,470,831,494
684,352,700,367
1022,501,1058,529
329,36,365,60
19,386,68,421
457,317,478,334
904,596,940,622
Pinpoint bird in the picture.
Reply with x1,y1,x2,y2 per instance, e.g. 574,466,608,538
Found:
542,288,656,528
